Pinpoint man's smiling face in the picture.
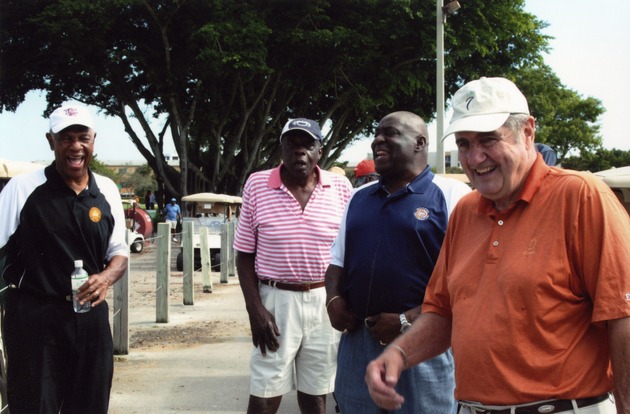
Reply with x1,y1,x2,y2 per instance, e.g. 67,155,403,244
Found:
47,125,96,183
455,117,536,211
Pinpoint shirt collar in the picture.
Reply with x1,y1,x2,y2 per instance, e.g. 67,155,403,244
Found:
479,153,549,215
369,165,433,196
45,162,99,197
267,164,328,189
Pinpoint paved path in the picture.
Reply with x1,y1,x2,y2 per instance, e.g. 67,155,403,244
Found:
108,241,337,414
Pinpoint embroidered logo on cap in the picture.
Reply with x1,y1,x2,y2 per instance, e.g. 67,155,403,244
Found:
625,292,630,301
65,108,80,117
466,96,474,111
291,120,312,128
89,207,102,223
414,207,429,221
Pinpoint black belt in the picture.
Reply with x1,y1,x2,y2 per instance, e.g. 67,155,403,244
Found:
259,279,325,291
7,285,72,302
461,393,610,414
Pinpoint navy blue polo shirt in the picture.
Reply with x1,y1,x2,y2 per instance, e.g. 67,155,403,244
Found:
340,167,452,318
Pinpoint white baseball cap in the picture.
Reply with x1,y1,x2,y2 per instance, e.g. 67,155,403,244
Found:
49,105,95,133
443,77,529,140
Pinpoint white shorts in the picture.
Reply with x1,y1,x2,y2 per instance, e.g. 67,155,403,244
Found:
165,219,177,229
249,283,340,398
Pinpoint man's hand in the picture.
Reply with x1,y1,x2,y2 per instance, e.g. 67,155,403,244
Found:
609,316,630,413
326,295,358,333
364,312,401,345
77,255,127,307
247,303,281,356
365,345,406,410
76,275,110,307
236,251,281,356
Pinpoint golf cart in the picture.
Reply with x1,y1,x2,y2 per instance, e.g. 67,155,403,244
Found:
175,193,242,271
594,166,630,214
121,197,149,253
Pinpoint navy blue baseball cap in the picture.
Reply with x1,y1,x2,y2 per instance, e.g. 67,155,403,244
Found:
280,118,323,142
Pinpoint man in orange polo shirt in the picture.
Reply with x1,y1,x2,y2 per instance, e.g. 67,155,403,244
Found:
365,77,630,414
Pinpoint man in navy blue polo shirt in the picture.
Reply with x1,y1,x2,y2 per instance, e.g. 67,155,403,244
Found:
325,111,470,413
0,105,128,413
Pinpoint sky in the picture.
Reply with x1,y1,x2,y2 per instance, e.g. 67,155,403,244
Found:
341,0,630,163
1,0,628,165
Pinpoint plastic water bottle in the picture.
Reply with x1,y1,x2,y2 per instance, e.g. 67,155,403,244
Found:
71,260,91,313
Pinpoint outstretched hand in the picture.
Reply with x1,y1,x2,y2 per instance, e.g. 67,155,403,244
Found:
365,345,407,410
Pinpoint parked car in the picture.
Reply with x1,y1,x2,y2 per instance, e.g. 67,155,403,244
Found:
175,193,241,271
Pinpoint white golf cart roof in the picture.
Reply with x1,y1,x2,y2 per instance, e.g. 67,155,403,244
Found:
594,166,630,213
594,166,630,188
182,192,242,204
181,192,242,219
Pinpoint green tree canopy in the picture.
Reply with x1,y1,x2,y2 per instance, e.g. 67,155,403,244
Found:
89,155,120,182
562,148,630,172
513,65,604,162
1,0,557,195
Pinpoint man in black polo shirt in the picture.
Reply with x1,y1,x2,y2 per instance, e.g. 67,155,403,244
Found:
0,105,128,413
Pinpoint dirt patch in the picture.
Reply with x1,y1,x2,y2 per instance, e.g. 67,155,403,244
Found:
113,243,249,353
129,319,246,350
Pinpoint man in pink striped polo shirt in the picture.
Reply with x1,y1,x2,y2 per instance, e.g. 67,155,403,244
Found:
234,118,353,414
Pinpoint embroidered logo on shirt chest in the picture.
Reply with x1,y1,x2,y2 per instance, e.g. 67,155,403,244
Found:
414,207,430,221
89,207,102,223
524,239,537,256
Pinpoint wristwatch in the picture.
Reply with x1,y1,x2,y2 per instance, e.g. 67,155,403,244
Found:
399,313,412,333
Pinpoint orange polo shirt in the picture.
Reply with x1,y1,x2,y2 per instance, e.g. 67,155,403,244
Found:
423,155,630,405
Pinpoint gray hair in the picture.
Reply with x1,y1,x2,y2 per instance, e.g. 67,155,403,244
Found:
502,114,531,141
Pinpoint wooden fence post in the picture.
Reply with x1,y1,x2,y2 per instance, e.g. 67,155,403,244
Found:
156,223,170,323
221,222,230,283
228,221,236,277
199,227,212,293
182,221,194,305
113,230,131,355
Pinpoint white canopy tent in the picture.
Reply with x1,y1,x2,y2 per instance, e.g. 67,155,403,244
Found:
0,159,45,179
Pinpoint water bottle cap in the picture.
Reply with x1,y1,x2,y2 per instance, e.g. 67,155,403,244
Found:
74,260,83,267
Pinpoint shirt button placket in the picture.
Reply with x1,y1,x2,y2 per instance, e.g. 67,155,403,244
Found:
493,219,504,247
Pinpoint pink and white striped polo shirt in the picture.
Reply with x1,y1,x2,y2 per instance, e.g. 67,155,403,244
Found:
234,164,352,283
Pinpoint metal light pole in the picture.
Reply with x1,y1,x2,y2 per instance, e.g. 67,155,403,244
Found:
435,0,460,174
436,0,446,173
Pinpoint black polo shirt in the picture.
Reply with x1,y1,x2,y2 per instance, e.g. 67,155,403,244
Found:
0,163,128,298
